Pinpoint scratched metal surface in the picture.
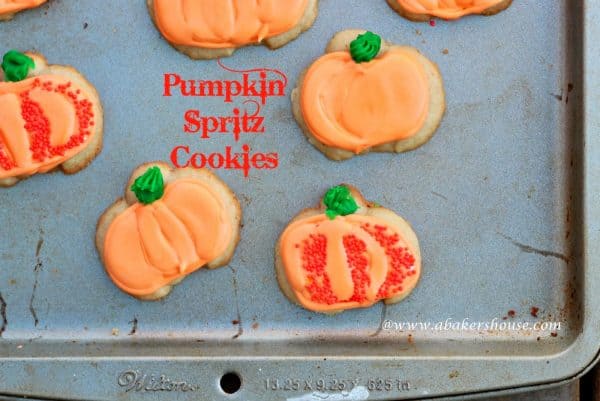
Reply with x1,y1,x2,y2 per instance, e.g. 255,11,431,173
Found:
0,0,598,400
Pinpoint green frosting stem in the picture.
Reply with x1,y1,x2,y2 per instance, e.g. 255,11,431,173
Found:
349,31,382,63
1,50,35,82
131,167,165,205
324,185,359,220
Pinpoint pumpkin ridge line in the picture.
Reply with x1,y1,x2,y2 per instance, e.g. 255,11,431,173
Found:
0,126,15,166
231,0,239,28
157,199,201,263
151,205,183,273
162,187,207,261
134,206,158,272
178,0,188,26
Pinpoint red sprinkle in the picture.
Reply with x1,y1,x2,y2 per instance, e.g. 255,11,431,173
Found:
343,234,370,303
301,234,338,305
20,91,51,161
530,307,539,318
429,19,436,27
1,78,95,171
300,224,416,306
361,224,415,299
0,144,16,170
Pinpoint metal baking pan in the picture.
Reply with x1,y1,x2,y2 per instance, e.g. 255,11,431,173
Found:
0,0,598,400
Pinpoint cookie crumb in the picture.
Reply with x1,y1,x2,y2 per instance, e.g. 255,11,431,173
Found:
530,307,539,318
111,328,119,336
442,49,449,55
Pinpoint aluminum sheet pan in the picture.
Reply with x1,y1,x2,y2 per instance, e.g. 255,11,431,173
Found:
0,0,599,400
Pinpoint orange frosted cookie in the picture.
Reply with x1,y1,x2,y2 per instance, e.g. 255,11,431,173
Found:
0,50,103,187
387,0,513,21
96,162,242,300
292,30,445,161
0,0,46,21
276,185,421,314
147,0,319,59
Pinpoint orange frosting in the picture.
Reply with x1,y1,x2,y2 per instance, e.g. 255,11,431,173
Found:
152,0,310,48
280,214,420,312
396,0,505,19
103,178,233,297
300,48,430,154
0,75,96,179
0,0,46,14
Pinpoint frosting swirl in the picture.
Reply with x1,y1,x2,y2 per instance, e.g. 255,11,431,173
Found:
1,50,35,82
349,32,382,63
323,185,359,219
131,167,165,205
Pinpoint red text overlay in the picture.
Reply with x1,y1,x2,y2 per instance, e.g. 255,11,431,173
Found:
164,60,286,177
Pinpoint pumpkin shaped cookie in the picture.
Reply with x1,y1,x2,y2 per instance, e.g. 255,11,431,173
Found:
276,185,421,314
96,162,242,300
0,50,103,187
147,0,319,60
292,30,445,161
0,0,46,21
387,0,513,21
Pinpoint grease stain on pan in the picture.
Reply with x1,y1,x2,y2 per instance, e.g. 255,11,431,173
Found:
287,386,369,401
